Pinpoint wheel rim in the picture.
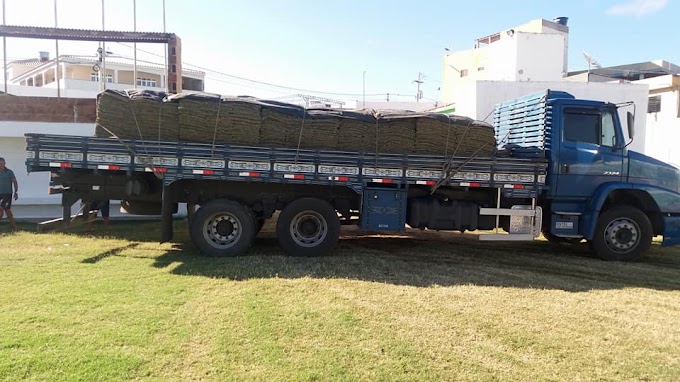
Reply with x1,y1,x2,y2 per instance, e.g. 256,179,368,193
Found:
290,210,327,248
203,212,242,249
603,217,640,253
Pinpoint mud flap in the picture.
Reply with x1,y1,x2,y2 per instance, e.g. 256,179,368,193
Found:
160,185,174,243
661,215,680,247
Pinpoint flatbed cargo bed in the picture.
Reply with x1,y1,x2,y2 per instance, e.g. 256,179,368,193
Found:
25,133,547,195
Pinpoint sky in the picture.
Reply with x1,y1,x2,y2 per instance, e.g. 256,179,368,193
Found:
1,0,678,103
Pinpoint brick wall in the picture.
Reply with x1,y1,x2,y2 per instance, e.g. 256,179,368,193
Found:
0,96,96,123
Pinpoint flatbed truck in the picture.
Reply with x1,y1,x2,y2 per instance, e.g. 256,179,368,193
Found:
25,90,680,261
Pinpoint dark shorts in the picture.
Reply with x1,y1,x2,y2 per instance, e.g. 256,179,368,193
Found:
89,200,110,218
0,194,12,210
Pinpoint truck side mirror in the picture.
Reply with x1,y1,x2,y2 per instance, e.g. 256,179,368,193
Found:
627,111,635,140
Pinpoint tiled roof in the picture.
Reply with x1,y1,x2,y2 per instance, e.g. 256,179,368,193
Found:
8,58,43,66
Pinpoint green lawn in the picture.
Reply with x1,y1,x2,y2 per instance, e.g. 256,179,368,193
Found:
1,219,679,381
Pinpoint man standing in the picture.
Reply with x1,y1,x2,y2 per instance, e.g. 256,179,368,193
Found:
86,200,111,233
0,157,19,229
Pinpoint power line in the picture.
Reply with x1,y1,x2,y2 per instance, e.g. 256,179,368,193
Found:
112,42,421,98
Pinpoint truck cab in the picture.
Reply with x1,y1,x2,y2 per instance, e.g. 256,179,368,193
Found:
499,91,680,260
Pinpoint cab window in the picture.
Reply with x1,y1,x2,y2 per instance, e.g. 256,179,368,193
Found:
563,110,599,145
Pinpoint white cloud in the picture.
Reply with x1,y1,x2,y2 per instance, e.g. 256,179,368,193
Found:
606,0,668,17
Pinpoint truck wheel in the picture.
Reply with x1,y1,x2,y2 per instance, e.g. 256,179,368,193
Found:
190,200,255,257
590,206,652,261
276,198,340,257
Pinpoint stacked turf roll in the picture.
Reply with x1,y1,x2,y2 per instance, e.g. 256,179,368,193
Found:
95,89,496,157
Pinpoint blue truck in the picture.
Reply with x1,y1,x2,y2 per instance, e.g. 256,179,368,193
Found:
25,90,680,261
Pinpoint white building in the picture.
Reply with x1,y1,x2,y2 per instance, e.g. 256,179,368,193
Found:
442,17,569,105
0,119,95,219
641,74,680,165
0,52,204,220
5,52,205,97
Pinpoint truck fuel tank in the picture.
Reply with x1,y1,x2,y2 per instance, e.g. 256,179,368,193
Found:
406,197,495,231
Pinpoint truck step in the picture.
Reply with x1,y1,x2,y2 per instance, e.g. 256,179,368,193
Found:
478,233,535,241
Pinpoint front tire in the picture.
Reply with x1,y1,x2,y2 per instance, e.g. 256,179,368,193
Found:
190,199,255,257
590,206,652,261
276,198,340,257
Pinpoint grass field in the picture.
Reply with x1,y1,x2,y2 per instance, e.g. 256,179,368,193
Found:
1,219,679,381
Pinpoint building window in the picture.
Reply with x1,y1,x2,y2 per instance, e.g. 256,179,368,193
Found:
172,82,177,91
171,46,176,56
477,67,484,71
648,95,661,113
91,73,113,83
136,78,157,87
460,69,468,78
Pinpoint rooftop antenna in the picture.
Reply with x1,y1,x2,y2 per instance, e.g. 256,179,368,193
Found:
583,51,601,82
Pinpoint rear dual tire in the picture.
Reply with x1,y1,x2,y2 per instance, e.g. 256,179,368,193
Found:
276,198,340,257
190,200,255,257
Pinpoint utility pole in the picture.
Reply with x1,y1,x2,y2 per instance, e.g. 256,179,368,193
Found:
362,70,366,108
133,0,136,89
2,0,7,95
101,0,106,91
54,0,60,98
413,72,425,102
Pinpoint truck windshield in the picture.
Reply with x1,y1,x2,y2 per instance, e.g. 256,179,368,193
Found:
601,111,616,147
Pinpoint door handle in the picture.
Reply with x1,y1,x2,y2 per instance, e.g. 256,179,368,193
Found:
560,164,569,173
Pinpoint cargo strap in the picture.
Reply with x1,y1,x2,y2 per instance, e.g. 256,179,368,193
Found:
124,90,151,160
374,112,380,167
432,108,495,194
294,108,307,164
210,98,223,157
157,98,163,156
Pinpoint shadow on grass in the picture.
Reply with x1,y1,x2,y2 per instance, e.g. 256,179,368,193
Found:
82,243,141,264
42,219,169,243
143,228,680,292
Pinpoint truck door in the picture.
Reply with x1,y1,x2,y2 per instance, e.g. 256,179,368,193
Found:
555,107,624,198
